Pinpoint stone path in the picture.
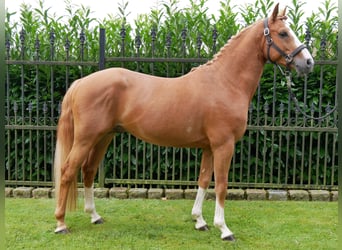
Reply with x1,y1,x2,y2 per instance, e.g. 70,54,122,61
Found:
5,187,338,201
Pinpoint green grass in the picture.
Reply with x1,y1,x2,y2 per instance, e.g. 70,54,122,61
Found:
5,198,337,250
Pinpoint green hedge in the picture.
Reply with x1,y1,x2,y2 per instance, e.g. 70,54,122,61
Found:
5,0,338,187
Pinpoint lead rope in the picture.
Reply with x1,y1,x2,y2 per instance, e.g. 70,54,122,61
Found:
282,68,337,121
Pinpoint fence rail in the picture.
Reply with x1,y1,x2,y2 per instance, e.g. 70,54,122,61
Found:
5,27,338,191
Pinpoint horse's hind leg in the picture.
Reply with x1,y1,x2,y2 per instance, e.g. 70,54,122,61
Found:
192,148,213,231
55,143,94,233
83,135,113,225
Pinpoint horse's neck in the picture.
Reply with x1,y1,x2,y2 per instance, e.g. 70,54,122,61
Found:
204,21,266,101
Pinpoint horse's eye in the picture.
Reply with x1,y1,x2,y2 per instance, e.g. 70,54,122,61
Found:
279,31,288,38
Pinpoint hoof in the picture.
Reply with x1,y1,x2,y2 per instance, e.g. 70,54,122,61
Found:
55,228,70,234
93,218,104,225
197,225,209,231
222,234,236,242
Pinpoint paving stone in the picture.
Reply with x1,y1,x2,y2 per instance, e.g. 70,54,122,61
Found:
51,188,56,199
309,190,330,201
288,190,310,201
110,187,128,199
128,188,147,199
32,188,51,198
51,188,85,199
77,188,85,199
227,189,245,200
267,190,288,201
5,187,13,197
246,189,267,200
165,189,184,199
13,187,34,198
147,188,164,199
206,189,216,200
94,188,109,198
331,191,338,201
184,189,197,200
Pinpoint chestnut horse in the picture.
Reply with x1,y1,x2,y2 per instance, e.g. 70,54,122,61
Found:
54,4,314,241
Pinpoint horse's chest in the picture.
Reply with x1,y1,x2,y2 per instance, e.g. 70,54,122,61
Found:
208,101,248,141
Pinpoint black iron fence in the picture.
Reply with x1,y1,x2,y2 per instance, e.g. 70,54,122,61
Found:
5,27,338,190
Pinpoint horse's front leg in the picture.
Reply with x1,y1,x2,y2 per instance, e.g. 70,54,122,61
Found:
192,148,213,231
213,141,235,241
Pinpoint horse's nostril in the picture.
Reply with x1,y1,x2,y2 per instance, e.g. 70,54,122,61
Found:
307,58,313,66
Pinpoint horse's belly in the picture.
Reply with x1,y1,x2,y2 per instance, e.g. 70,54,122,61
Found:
125,121,209,148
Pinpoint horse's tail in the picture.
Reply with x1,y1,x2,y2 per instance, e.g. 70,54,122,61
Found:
54,83,77,211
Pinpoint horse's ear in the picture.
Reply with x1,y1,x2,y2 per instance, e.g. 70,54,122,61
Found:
271,3,280,21
279,6,287,17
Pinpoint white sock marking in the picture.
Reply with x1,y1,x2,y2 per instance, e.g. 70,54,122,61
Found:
191,187,208,229
84,186,102,223
214,199,233,239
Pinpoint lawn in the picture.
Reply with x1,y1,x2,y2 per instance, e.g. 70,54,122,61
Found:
5,198,337,250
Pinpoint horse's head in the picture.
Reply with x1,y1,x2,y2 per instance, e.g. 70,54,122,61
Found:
263,3,314,75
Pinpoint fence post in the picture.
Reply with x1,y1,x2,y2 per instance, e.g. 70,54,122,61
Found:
0,2,6,248
99,28,106,70
98,28,106,187
337,5,342,223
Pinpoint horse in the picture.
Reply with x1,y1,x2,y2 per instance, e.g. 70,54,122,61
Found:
54,4,314,241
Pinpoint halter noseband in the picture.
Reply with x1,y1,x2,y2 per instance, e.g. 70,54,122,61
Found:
263,18,306,69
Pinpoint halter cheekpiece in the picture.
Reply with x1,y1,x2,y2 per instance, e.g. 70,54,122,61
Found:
263,18,306,69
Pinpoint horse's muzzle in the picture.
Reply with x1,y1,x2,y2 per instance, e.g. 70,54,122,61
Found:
293,54,314,75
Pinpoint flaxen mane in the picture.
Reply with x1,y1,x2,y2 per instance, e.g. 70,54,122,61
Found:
191,23,256,72
191,11,287,72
